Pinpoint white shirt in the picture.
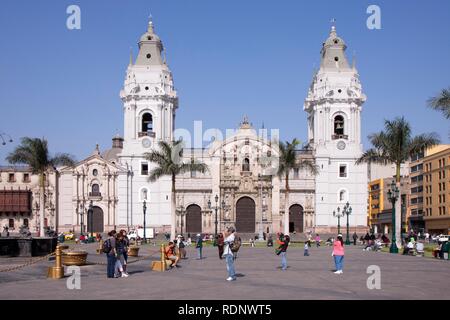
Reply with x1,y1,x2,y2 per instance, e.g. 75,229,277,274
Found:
223,233,235,256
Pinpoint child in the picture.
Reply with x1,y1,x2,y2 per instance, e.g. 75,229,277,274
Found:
304,241,310,256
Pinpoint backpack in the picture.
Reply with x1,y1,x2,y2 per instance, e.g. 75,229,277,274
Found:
102,238,112,254
230,236,241,253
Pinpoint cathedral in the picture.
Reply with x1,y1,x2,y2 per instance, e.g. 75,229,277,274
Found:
55,19,368,237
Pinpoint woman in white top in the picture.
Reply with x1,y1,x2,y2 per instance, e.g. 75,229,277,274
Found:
223,227,236,281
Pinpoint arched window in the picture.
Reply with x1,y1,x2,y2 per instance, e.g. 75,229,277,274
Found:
339,190,345,201
242,158,250,171
141,188,148,201
142,113,153,133
334,115,344,136
91,184,100,196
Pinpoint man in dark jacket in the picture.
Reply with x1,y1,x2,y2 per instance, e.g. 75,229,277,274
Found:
352,232,358,245
276,233,290,271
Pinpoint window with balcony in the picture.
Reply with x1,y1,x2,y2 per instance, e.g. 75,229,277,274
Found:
9,219,14,229
139,113,155,137
294,168,299,179
24,218,29,227
8,173,15,182
339,164,347,178
332,115,347,139
90,184,101,197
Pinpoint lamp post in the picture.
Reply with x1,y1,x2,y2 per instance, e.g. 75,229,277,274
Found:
78,202,84,236
87,200,93,238
342,201,352,245
387,180,399,253
208,194,225,238
258,174,264,241
176,204,185,236
333,207,344,235
0,132,13,146
143,200,147,242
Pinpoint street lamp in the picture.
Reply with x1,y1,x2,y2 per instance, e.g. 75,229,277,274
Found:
208,194,225,238
342,201,352,245
176,204,185,235
0,132,13,146
78,202,85,236
333,207,344,235
387,180,399,253
87,200,94,238
143,200,147,242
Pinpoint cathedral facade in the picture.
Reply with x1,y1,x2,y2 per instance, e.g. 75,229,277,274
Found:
56,19,368,236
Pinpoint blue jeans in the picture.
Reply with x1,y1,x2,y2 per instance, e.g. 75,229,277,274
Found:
304,249,309,256
280,251,287,270
225,254,236,279
107,254,117,278
334,255,344,271
197,247,202,259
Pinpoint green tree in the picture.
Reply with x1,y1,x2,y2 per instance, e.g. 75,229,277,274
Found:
277,138,318,235
427,87,450,119
356,117,439,246
7,137,75,237
145,139,208,240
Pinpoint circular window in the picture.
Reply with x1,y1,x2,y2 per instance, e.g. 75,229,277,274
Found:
334,57,339,62
338,89,342,93
146,53,151,59
334,39,339,44
145,86,149,91
147,36,152,40
93,169,98,176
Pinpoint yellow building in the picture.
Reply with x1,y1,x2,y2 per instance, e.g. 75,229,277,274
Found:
423,145,450,234
368,177,409,235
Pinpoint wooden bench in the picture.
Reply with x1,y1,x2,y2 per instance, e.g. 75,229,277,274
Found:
241,242,252,247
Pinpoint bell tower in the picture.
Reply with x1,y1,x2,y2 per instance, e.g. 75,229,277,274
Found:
304,25,368,233
120,17,178,156
117,17,177,231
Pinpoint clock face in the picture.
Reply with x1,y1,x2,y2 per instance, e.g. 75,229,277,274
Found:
142,138,152,148
337,141,346,150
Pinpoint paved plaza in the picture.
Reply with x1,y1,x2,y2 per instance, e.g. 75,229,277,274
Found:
0,243,448,300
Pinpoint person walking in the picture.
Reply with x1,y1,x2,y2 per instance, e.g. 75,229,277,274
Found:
217,233,224,259
120,230,130,274
332,234,345,274
352,232,358,245
304,241,310,256
195,233,203,260
276,232,290,271
315,234,320,247
179,235,187,259
115,233,129,277
105,230,117,279
223,227,237,281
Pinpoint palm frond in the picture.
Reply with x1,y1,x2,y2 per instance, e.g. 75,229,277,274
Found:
408,133,440,156
427,87,450,119
356,148,390,165
148,167,167,182
50,153,76,168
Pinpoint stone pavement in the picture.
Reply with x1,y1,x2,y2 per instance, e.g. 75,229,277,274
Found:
0,243,448,300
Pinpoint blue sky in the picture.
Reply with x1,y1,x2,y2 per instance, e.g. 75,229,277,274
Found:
0,0,449,164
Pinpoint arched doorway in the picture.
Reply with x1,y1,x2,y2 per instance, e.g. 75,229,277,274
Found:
185,204,202,234
87,206,104,233
236,197,255,233
289,204,304,233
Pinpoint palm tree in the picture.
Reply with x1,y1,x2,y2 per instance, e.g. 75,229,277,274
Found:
277,138,318,235
145,139,208,240
7,137,75,237
427,87,450,119
356,117,440,246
